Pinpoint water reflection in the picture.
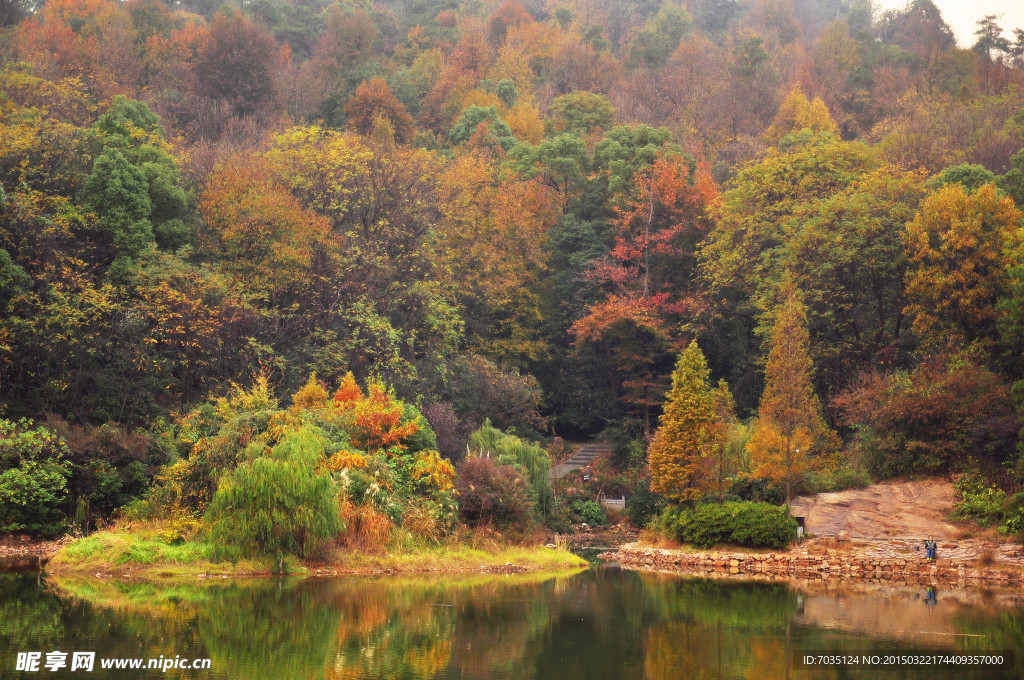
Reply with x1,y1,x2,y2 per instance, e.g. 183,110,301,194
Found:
0,567,1020,679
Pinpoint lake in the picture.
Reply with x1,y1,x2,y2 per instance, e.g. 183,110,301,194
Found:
2,565,1022,679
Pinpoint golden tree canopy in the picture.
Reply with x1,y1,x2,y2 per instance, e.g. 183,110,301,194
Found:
649,340,715,502
747,281,838,502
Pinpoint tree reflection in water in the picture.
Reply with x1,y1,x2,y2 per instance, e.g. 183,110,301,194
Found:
0,568,1018,679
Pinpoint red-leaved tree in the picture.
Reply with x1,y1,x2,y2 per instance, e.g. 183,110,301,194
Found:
571,154,717,430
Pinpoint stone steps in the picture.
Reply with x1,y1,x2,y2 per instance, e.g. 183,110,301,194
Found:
549,442,613,480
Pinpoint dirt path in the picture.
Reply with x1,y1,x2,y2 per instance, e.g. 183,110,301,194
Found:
788,479,960,540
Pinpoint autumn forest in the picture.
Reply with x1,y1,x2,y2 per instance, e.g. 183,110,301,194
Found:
2,0,1024,545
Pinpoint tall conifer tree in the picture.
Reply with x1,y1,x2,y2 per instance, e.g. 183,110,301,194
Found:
649,340,714,501
707,379,739,502
747,280,838,503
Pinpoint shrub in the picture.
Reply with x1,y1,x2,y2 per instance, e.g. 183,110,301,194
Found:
834,355,1018,479
545,497,576,533
626,478,665,528
468,419,552,516
1001,492,1024,537
158,511,202,545
205,426,342,558
399,402,438,454
572,499,608,527
806,451,872,493
953,472,1006,527
656,501,797,549
454,455,533,530
449,354,545,434
728,476,784,505
0,420,72,536
421,402,468,460
155,378,281,513
47,418,157,522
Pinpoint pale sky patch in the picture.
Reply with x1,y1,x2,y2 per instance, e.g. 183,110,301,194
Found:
872,0,1024,48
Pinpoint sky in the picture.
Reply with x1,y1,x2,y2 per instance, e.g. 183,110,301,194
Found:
872,0,1024,47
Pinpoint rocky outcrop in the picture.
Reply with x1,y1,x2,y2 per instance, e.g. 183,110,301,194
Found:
604,540,1024,585
788,479,959,539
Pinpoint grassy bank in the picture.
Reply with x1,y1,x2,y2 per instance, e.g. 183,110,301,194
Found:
46,528,587,580
46,529,282,578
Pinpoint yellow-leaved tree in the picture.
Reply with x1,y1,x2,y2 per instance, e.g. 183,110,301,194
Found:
648,340,715,502
904,182,1024,353
747,281,838,504
704,379,740,502
764,88,837,145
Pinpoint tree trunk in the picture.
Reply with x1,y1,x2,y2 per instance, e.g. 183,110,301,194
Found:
784,438,792,505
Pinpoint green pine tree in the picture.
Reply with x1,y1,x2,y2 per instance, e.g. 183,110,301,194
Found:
649,340,715,502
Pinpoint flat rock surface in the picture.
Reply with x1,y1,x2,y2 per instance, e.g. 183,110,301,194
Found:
789,479,960,540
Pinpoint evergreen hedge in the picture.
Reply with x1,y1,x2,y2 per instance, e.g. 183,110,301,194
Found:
656,501,797,549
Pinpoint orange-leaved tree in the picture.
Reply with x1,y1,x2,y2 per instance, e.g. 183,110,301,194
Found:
344,77,416,144
198,153,329,292
747,281,838,504
648,340,716,502
571,153,717,431
321,373,454,490
331,372,419,454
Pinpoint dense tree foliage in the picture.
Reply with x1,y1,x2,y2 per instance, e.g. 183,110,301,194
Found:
2,0,1024,536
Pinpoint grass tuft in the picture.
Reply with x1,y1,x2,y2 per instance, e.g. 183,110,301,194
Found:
47,525,587,580
47,528,275,578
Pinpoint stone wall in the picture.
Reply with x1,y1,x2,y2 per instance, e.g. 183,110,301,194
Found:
605,542,1024,586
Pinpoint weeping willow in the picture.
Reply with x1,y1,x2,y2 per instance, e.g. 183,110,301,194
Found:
468,420,553,517
205,425,342,558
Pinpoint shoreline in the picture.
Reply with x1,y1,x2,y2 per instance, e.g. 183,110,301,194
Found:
602,538,1024,586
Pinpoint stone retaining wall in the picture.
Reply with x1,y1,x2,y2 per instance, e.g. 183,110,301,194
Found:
605,543,1024,585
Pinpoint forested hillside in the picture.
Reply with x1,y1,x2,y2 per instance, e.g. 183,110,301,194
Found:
2,0,1024,537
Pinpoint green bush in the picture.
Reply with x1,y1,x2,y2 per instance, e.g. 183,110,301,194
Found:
205,426,341,558
626,478,665,528
1000,492,1024,537
0,419,72,536
544,497,576,533
656,501,797,549
953,473,1006,527
572,499,608,527
400,402,438,454
728,476,784,505
806,459,872,494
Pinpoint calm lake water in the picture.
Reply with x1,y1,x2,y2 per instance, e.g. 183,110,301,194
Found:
2,565,1023,679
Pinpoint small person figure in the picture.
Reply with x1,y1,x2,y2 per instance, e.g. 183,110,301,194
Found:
924,536,937,561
